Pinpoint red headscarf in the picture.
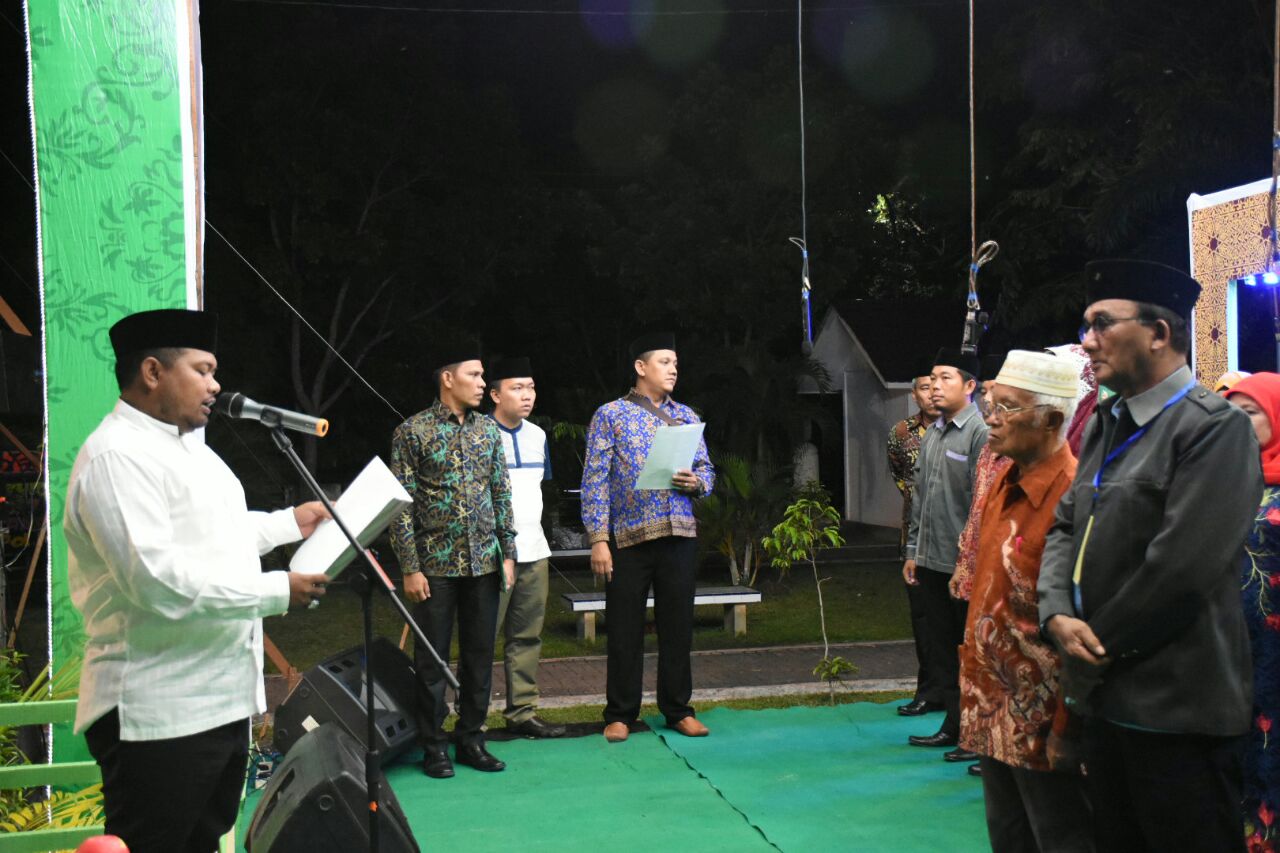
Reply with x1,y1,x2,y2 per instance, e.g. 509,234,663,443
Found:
1227,372,1280,486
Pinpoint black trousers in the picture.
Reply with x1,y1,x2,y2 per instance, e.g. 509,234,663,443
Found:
917,565,968,736
1083,718,1245,853
412,571,501,749
905,579,942,703
84,709,248,853
978,756,1094,853
605,536,697,726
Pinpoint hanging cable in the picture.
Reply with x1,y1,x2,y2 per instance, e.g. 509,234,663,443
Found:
790,0,813,354
205,221,405,422
959,0,997,355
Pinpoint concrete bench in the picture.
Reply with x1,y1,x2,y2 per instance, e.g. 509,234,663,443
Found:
561,586,762,642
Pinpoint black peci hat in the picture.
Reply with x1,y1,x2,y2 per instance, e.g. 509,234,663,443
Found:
431,340,483,372
1084,260,1201,318
488,356,533,383
629,332,676,360
933,347,980,379
109,309,218,359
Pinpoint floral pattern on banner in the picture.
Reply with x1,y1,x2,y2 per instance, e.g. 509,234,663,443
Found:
1244,486,1280,851
27,0,194,763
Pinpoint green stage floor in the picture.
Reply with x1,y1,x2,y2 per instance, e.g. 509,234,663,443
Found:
238,703,989,851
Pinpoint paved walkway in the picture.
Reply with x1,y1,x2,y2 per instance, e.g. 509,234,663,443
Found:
502,640,919,708
264,639,919,712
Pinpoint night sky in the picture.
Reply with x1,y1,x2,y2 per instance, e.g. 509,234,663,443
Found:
1,0,1275,490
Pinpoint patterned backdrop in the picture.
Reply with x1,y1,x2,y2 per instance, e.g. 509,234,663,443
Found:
1191,190,1273,382
28,0,200,761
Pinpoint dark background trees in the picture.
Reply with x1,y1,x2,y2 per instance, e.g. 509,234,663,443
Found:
1,0,1276,501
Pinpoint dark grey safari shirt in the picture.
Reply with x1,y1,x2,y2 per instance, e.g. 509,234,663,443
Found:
905,402,989,575
1038,365,1263,736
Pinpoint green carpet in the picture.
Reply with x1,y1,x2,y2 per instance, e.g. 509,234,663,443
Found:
239,703,989,851
649,703,989,852
237,726,770,851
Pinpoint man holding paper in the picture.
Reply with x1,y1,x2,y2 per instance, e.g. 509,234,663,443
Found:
581,333,715,743
390,345,516,779
66,309,332,853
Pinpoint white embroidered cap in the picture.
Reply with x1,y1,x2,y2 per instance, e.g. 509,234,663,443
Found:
995,350,1080,399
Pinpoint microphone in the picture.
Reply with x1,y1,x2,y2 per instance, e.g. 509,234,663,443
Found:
214,393,329,437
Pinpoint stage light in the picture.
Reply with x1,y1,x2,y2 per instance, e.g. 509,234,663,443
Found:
1229,271,1280,287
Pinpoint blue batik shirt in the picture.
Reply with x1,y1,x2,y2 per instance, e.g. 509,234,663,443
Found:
580,394,715,549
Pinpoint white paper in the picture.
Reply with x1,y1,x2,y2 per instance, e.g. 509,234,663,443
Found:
635,423,705,490
289,456,412,579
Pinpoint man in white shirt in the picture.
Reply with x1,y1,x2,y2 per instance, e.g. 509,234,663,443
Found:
65,309,331,853
487,357,566,738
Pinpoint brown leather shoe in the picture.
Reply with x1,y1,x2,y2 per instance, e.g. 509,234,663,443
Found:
603,722,630,743
669,716,709,737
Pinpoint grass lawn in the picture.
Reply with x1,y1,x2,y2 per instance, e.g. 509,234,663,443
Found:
263,558,912,673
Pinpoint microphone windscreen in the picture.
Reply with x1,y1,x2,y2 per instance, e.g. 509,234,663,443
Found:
213,392,244,418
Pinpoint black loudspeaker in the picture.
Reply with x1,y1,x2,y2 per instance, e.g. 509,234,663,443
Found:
245,723,420,852
273,636,418,764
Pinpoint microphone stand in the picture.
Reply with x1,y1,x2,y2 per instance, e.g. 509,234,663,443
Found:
263,416,457,853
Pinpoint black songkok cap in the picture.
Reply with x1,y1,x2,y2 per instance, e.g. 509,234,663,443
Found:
432,340,482,372
1085,259,1202,319
979,352,1007,382
109,309,217,359
933,347,980,379
488,356,533,383
629,332,676,360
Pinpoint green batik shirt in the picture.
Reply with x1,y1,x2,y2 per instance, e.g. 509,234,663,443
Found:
389,399,516,577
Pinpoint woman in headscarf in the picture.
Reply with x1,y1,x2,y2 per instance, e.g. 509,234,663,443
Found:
1225,372,1280,852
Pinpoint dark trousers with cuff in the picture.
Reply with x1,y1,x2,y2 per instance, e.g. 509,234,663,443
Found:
1082,718,1245,853
604,535,697,726
84,709,248,853
978,755,1094,853
906,579,942,703
412,570,501,750
917,565,968,736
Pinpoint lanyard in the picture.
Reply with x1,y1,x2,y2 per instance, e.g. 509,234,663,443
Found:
1073,380,1197,594
1090,380,1198,500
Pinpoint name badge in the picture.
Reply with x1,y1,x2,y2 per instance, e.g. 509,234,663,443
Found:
945,450,969,462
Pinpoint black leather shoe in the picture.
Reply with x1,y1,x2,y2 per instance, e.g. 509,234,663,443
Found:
422,747,454,779
908,731,958,747
507,716,567,739
967,762,982,777
944,747,980,762
455,743,506,772
897,699,945,717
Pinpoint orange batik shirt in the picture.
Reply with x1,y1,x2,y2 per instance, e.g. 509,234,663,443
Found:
958,442,1077,770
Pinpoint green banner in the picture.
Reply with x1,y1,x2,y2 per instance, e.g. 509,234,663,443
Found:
27,0,201,760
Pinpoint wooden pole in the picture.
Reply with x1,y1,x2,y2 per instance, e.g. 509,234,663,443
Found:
6,522,46,649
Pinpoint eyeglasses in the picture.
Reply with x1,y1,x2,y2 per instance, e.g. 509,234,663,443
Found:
987,402,1051,421
1078,314,1144,341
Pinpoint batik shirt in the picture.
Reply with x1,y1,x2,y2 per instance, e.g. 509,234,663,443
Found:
951,445,1013,601
959,442,1076,770
389,399,516,577
581,395,715,549
887,412,930,555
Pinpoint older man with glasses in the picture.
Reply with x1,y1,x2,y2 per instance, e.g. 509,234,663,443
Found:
1038,260,1263,852
959,350,1093,852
